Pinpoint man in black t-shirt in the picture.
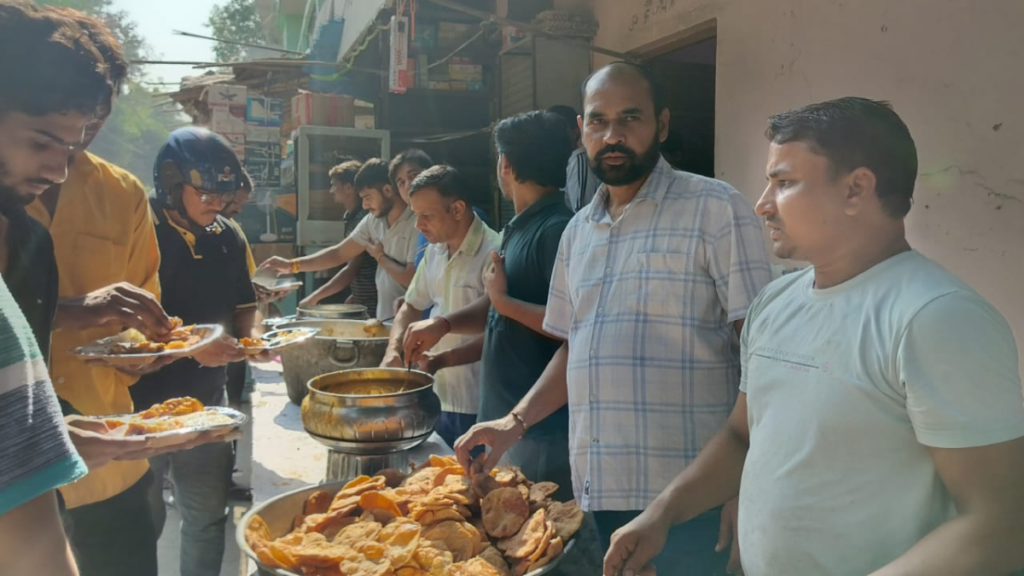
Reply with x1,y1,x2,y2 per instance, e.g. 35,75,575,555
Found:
131,127,265,576
403,111,575,494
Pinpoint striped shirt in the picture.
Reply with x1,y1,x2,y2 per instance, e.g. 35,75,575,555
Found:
543,158,773,511
0,275,86,516
344,209,378,313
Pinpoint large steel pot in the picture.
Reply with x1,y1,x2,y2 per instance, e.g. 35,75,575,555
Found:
296,303,368,320
277,319,390,405
300,368,440,443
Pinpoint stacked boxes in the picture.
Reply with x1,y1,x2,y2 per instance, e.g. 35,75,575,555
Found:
244,95,284,188
207,84,247,160
291,91,355,128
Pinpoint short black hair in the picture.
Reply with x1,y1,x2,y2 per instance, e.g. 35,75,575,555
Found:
354,158,392,192
53,7,128,96
581,61,666,115
494,111,574,189
408,164,471,204
766,97,918,218
388,149,433,184
0,2,112,118
329,160,362,186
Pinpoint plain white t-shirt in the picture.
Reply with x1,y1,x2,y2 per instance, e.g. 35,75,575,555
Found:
738,250,1024,576
349,208,418,320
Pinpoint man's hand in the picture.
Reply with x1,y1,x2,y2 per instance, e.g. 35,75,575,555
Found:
64,415,152,470
85,354,178,377
260,256,293,275
403,318,450,365
58,282,173,340
254,283,292,306
604,507,672,576
416,350,448,375
191,335,244,367
483,251,508,302
112,429,242,462
299,292,322,309
453,415,523,472
716,498,742,574
366,242,385,260
381,350,405,368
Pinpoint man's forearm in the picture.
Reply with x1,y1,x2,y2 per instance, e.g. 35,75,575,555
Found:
656,425,747,527
387,303,422,356
492,295,554,338
444,295,491,335
512,342,570,430
437,334,484,368
871,513,1024,576
296,239,357,273
377,255,415,288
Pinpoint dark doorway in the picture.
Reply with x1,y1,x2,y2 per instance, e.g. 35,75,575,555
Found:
646,36,717,178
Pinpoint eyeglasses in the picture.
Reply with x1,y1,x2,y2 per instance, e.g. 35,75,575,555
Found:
198,190,235,205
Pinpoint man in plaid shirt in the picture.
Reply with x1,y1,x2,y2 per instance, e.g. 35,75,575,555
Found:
455,62,773,573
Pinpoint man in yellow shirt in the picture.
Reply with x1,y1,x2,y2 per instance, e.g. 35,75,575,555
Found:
25,12,174,576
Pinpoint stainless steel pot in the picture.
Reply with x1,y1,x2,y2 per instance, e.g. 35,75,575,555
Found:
296,303,368,320
276,319,390,405
300,368,440,443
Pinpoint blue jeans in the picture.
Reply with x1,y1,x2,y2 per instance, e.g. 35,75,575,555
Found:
149,441,233,576
594,507,729,576
437,411,477,449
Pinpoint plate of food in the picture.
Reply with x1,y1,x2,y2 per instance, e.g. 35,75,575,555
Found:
252,268,303,293
71,320,223,366
239,455,582,576
100,397,246,449
239,328,319,355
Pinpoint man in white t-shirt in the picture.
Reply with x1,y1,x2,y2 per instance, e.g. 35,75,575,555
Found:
261,159,418,320
605,97,1024,576
382,165,500,448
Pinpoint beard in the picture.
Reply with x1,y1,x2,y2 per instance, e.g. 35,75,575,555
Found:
589,134,662,186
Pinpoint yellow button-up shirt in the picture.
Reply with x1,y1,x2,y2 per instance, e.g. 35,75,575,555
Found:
27,151,162,508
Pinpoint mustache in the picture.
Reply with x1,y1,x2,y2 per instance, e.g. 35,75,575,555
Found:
594,144,637,161
28,179,57,188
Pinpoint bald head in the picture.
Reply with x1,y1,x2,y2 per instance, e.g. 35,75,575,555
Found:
581,62,665,116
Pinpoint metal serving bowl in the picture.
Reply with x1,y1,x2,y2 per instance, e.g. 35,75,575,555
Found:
296,303,369,320
300,368,441,443
237,479,576,576
276,319,391,406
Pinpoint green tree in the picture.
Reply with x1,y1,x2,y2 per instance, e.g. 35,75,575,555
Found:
207,0,265,63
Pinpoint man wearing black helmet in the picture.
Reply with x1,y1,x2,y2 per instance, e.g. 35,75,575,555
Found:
131,127,266,576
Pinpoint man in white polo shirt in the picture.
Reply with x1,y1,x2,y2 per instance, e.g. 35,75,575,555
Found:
382,165,500,448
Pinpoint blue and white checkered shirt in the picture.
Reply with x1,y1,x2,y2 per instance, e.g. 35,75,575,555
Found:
543,158,773,511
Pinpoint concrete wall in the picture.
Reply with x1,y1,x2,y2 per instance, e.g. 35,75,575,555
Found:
592,0,1024,364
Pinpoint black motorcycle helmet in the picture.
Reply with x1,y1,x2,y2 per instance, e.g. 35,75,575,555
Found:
153,127,243,231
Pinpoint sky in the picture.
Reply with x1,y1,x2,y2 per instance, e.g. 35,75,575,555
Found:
112,0,222,84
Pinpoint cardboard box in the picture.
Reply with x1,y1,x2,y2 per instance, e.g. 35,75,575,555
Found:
354,115,375,129
221,133,246,161
437,22,476,48
207,84,246,106
448,63,482,82
244,158,282,187
211,103,247,134
410,23,436,53
245,96,284,127
245,125,279,143
291,91,355,128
